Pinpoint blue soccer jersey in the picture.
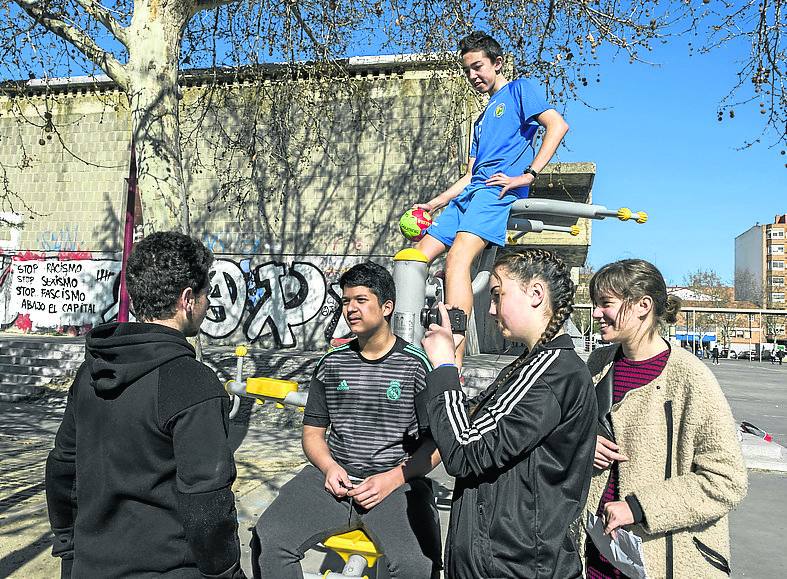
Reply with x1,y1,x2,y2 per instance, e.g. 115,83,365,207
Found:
469,79,550,198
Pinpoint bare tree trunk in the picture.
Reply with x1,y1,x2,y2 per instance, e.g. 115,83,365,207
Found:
126,1,191,234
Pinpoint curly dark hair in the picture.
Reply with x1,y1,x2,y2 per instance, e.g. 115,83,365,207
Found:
339,261,395,307
459,31,504,61
126,231,213,322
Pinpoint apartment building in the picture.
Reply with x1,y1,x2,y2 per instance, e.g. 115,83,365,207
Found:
765,215,787,310
734,214,787,345
735,215,786,306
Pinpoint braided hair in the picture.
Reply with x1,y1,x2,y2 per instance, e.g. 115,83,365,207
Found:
494,248,575,352
467,249,575,417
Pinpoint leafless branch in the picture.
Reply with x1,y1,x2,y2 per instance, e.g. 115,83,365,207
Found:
72,0,128,46
13,0,129,86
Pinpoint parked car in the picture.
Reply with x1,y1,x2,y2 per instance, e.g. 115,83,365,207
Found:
720,349,737,359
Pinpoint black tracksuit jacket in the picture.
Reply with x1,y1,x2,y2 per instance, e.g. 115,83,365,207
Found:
45,322,244,578
418,334,597,578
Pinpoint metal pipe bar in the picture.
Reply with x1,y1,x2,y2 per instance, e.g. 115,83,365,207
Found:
509,198,646,224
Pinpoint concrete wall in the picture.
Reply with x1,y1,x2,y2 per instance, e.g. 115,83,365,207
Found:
735,226,765,305
0,66,592,351
0,68,472,348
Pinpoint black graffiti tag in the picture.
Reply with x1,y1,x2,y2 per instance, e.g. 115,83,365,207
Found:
243,261,326,347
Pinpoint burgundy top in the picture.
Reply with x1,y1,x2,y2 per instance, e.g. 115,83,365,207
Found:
586,348,671,579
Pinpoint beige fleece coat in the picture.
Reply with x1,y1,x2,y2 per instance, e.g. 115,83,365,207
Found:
582,345,748,579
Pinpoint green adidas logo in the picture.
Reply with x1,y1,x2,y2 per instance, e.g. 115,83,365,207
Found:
337,380,349,392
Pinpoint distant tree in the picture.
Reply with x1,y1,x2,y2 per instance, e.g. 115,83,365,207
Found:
0,0,784,232
571,265,594,346
735,267,762,304
681,268,732,347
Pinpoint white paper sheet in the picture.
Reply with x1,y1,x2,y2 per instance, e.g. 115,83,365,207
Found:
586,511,649,579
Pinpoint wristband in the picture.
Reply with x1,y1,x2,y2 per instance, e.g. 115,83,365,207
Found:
438,363,456,368
524,166,538,179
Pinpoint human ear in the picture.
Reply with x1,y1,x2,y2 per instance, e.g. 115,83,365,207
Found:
181,287,194,313
529,281,546,308
493,56,503,72
382,300,394,317
637,295,654,318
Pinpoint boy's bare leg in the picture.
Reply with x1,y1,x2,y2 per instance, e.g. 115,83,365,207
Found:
414,234,447,262
445,232,488,369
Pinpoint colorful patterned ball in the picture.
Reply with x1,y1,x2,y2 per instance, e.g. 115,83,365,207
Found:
399,208,433,242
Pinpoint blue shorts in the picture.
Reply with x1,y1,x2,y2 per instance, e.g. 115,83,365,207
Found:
427,186,520,247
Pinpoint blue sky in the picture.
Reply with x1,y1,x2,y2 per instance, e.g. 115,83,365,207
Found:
554,37,785,285
6,4,783,286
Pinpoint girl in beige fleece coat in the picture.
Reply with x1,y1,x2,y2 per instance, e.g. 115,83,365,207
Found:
583,259,747,579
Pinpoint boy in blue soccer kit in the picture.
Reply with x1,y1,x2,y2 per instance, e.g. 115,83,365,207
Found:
414,31,569,367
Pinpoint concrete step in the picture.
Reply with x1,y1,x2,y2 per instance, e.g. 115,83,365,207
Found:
0,340,85,352
0,354,83,366
0,344,85,358
0,382,45,402
0,363,80,378
0,345,85,358
1,374,50,385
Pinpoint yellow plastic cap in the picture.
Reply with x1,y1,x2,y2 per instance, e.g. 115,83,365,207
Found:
570,225,580,236
636,211,648,224
617,207,632,221
235,345,248,357
393,248,429,263
323,529,382,566
246,377,298,399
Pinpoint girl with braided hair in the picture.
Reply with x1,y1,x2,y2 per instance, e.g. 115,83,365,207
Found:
419,248,597,578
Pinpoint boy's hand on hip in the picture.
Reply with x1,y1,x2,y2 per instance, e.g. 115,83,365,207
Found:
347,467,404,510
486,172,535,197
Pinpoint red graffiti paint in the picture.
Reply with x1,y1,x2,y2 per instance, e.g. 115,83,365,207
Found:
15,251,46,261
58,251,93,260
15,313,32,332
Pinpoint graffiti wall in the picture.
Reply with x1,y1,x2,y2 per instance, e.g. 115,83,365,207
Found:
203,255,367,348
1,252,121,331
0,250,373,350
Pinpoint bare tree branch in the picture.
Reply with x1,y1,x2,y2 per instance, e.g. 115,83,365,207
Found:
13,0,129,87
192,0,240,18
72,0,128,47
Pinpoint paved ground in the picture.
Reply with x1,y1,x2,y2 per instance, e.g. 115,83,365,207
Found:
705,357,787,446
1,355,786,577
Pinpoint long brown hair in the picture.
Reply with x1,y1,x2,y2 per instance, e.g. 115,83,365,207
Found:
589,259,681,336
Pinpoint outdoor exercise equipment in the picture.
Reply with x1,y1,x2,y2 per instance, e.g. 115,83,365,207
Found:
225,347,383,579
391,198,648,345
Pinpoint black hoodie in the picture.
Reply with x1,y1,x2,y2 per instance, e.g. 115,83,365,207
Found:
45,322,245,578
